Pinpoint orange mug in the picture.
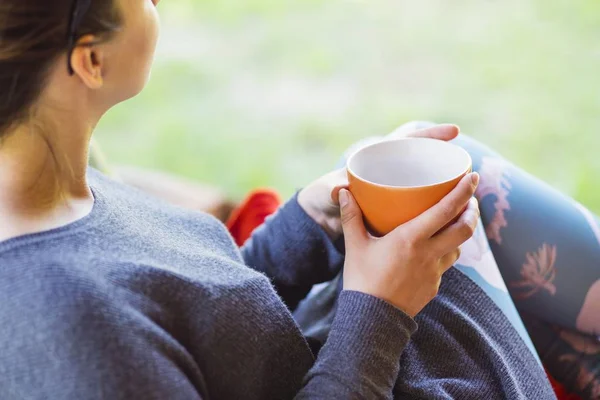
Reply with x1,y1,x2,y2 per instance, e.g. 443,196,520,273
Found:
347,137,472,236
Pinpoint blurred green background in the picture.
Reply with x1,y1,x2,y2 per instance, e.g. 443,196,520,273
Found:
96,0,600,212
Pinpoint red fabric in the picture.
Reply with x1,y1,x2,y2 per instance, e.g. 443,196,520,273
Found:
226,189,282,247
226,190,579,400
546,370,582,400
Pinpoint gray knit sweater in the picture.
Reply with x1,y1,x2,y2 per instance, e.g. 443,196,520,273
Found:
0,170,555,399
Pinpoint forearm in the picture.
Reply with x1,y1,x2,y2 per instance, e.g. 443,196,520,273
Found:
241,194,344,309
296,291,417,399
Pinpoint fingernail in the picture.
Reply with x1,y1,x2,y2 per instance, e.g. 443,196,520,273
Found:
471,172,480,186
339,189,349,209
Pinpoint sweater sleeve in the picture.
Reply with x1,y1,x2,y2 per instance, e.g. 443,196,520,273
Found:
296,291,418,399
241,194,344,309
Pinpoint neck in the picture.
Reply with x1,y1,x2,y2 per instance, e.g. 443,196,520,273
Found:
0,110,96,241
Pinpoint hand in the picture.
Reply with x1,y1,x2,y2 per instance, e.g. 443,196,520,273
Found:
297,124,461,240
339,172,480,317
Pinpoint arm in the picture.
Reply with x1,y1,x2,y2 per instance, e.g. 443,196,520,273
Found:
294,175,479,398
241,194,344,309
296,291,417,399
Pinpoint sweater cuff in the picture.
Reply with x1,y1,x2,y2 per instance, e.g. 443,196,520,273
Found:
329,290,417,363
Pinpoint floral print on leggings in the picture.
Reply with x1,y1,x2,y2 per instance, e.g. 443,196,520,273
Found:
449,129,600,399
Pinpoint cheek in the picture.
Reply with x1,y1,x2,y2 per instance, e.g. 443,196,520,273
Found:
134,9,160,79
116,8,160,98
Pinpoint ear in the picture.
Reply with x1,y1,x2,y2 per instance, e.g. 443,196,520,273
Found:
69,35,105,90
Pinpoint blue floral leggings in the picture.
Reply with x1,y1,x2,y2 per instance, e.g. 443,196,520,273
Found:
378,122,600,399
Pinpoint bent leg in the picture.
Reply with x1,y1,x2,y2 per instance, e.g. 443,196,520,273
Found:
452,132,600,336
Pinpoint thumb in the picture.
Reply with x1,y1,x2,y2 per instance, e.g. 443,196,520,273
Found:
339,189,368,246
330,184,349,206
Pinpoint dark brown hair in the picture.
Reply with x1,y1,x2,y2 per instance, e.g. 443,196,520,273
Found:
0,0,122,137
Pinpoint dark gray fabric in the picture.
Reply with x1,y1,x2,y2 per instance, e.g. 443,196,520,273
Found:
0,170,555,399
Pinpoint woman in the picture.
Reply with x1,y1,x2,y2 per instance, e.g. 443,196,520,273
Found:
0,0,594,399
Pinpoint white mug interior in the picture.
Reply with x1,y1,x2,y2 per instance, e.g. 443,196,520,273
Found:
347,138,472,188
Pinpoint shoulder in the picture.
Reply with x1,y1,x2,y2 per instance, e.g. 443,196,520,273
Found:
88,168,240,259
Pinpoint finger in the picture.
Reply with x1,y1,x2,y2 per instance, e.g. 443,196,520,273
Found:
330,169,350,205
432,197,480,255
406,124,460,141
339,189,369,248
439,248,462,272
402,172,479,240
331,184,349,206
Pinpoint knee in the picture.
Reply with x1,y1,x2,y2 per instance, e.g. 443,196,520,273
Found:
451,133,505,171
393,121,498,161
451,132,485,149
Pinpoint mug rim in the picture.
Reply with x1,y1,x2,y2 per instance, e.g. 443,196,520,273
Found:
346,137,472,190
